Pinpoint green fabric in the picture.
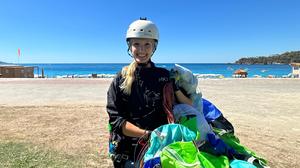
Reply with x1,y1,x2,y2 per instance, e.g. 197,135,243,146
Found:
161,141,201,168
179,116,201,140
214,128,268,166
198,152,229,168
180,116,198,133
108,123,112,132
160,141,230,168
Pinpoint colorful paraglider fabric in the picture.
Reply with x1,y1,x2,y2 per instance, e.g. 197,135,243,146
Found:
143,124,197,162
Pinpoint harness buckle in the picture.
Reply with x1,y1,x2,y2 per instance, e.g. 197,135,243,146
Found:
121,154,129,160
115,154,122,163
115,154,129,163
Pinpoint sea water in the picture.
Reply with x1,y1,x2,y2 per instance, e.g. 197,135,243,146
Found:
21,63,292,78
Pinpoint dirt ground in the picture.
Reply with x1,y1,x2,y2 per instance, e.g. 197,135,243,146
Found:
0,78,299,167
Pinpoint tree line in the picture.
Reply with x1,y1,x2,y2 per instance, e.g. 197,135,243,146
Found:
235,51,300,64
0,61,8,64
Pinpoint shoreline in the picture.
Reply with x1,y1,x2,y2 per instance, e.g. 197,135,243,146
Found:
2,63,293,79
1,77,299,81
37,73,292,79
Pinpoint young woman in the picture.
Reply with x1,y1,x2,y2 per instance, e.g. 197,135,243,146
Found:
106,18,191,167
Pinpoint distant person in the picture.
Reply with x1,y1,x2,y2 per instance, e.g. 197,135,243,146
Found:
106,18,191,167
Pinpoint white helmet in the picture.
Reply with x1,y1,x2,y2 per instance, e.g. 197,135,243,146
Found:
126,18,159,41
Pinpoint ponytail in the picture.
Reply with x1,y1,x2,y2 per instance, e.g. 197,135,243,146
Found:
120,61,138,95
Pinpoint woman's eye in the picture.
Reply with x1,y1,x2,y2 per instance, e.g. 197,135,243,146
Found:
133,43,139,47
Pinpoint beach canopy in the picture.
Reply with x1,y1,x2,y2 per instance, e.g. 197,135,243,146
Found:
233,69,248,78
234,69,247,74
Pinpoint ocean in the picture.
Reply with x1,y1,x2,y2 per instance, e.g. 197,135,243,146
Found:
21,63,292,78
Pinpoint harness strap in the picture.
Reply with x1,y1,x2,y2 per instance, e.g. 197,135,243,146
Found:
163,82,175,123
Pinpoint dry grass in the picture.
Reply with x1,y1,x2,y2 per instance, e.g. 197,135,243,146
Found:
0,105,113,167
0,141,81,168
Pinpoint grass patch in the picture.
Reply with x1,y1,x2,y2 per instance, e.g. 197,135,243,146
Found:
0,141,82,168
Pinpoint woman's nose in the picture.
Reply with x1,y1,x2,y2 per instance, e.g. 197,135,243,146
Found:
138,45,145,52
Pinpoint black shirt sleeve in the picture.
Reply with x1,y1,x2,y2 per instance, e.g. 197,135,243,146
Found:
106,73,126,134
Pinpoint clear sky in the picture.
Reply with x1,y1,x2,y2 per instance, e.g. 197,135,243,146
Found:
1,0,299,63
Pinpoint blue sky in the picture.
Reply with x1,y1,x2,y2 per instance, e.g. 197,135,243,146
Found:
0,0,299,63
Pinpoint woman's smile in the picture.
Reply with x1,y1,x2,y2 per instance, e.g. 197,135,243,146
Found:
129,38,155,64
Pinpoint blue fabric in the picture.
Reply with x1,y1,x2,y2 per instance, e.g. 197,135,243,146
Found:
230,160,257,168
143,124,197,162
173,64,198,95
207,133,236,157
143,157,161,168
202,98,222,121
171,64,222,122
173,104,213,141
190,92,203,113
171,64,203,113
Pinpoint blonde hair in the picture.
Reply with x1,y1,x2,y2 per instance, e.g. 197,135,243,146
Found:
120,61,138,95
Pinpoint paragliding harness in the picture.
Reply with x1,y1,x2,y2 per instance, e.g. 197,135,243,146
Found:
108,82,175,167
108,123,151,166
109,127,150,167
133,82,175,167
108,124,128,165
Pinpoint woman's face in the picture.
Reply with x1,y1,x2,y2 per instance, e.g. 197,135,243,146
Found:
129,38,155,64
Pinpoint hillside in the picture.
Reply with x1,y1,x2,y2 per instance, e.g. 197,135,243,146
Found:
0,61,8,64
235,51,300,64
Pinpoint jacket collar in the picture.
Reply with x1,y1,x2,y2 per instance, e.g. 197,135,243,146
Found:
136,60,155,69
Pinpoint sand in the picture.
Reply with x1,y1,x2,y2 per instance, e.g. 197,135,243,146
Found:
0,78,299,167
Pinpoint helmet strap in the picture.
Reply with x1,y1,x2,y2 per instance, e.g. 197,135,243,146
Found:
127,47,133,58
137,60,151,67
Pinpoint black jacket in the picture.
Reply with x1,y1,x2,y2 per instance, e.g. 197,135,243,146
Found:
107,62,170,159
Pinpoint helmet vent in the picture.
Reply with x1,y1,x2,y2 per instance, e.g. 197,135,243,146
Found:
140,29,144,31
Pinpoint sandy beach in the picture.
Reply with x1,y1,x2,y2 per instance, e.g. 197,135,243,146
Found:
0,78,299,168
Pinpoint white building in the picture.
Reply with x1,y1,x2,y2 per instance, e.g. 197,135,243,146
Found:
290,63,300,78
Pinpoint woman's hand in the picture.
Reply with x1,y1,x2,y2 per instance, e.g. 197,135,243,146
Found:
174,90,193,106
122,121,149,138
